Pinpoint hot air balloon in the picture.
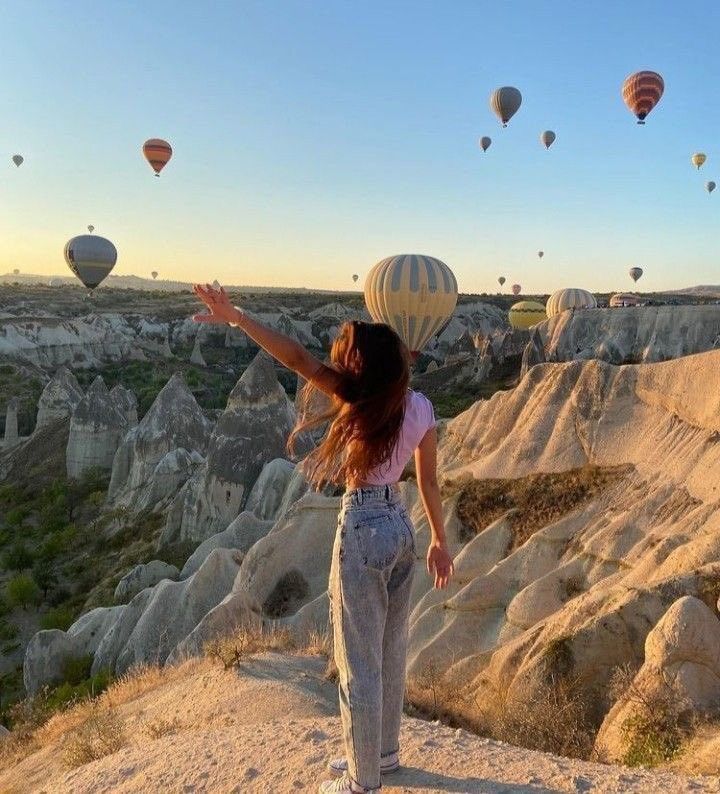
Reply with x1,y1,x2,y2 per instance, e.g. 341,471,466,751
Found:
364,254,458,354
692,153,707,170
511,284,521,296
490,87,522,127
479,136,492,152
706,181,716,194
12,155,23,167
351,274,359,283
540,131,555,150
142,139,172,176
12,269,19,275
538,251,544,259
87,225,95,233
152,271,158,280
621,71,664,124
498,276,506,287
508,301,547,330
610,293,640,307
64,235,117,289
629,266,643,283
546,288,597,317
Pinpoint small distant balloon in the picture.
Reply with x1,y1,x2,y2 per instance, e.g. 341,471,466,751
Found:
142,138,172,176
152,271,158,280
479,136,492,152
498,276,506,287
87,225,95,233
629,266,643,283
64,234,117,290
490,87,522,127
540,131,555,150
12,155,23,167
12,268,19,275
692,153,707,170
538,251,544,259
352,274,359,283
512,284,521,296
706,181,716,194
621,71,664,124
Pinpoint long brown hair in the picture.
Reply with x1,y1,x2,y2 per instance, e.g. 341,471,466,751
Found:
289,321,410,488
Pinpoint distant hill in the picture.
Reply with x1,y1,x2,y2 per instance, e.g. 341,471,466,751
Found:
671,285,720,296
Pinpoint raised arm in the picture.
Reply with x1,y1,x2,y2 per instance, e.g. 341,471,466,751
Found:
193,284,342,396
414,427,454,589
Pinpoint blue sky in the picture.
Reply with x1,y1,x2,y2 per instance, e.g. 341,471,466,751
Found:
0,0,718,293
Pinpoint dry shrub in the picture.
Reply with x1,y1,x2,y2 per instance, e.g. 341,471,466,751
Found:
204,625,298,669
62,705,126,768
451,464,630,547
405,662,474,730
304,629,332,658
143,716,181,740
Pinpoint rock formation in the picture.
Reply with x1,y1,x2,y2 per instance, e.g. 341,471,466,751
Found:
3,398,19,448
35,367,83,428
108,374,212,509
190,331,207,367
160,353,296,546
114,560,180,603
244,458,297,520
109,384,138,426
66,376,128,478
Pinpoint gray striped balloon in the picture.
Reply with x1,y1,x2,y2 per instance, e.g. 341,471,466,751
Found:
364,254,458,353
546,288,597,317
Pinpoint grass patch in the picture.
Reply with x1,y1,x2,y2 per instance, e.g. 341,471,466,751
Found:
448,464,630,547
62,705,126,768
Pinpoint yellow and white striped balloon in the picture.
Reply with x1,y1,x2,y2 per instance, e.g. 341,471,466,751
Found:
364,254,458,353
546,288,597,318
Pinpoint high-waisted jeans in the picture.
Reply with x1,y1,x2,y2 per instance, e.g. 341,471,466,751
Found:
328,485,416,791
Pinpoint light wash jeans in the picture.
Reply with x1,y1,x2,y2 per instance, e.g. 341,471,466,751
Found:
328,485,416,791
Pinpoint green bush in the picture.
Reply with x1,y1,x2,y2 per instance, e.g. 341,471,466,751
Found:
32,558,59,598
40,606,76,631
43,668,112,714
0,618,18,641
5,574,41,609
4,506,29,528
62,655,93,686
1,543,35,571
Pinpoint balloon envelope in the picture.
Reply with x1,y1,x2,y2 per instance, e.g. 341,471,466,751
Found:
508,301,547,330
540,131,555,149
352,274,359,283
490,87,522,127
479,136,492,152
706,181,716,194
546,288,597,317
621,71,664,124
151,271,158,279
87,225,95,233
12,155,23,167
511,284,521,296
692,153,707,170
142,138,172,176
364,254,458,353
12,269,19,275
64,235,117,289
610,293,640,307
629,267,643,282
538,251,544,258
498,276,506,286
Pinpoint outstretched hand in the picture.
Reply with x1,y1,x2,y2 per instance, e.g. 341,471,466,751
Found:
427,542,454,589
192,283,241,326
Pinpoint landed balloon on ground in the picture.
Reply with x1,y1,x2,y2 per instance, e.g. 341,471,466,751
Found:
508,300,547,330
479,136,492,152
511,284,521,296
498,276,506,287
692,153,707,170
629,266,643,282
142,138,172,176
610,293,640,307
706,181,716,194
540,131,555,150
490,87,522,127
364,254,458,354
546,288,597,317
64,235,117,289
12,155,23,167
621,71,664,124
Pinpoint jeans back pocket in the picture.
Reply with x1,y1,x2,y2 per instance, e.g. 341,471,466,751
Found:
353,514,401,571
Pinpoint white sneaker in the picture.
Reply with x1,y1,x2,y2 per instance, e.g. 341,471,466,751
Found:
327,752,400,777
318,773,379,793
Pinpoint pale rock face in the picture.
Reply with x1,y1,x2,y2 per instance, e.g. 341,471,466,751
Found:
114,560,180,603
160,353,296,546
3,398,19,446
535,304,720,366
520,326,546,377
23,630,83,696
91,588,155,676
109,384,138,426
425,360,439,373
179,512,273,579
595,596,720,762
245,458,297,520
190,331,206,367
36,367,83,429
66,376,128,478
108,374,212,509
67,606,126,656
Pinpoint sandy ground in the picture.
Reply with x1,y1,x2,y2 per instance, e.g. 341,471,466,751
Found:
1,653,718,794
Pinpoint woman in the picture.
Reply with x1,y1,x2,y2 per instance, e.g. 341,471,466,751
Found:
193,284,454,793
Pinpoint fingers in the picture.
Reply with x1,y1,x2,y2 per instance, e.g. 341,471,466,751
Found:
192,313,222,323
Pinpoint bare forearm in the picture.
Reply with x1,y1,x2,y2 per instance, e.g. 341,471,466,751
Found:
418,476,447,546
229,307,314,375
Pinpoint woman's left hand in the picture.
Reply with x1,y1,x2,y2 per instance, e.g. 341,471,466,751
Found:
193,283,241,325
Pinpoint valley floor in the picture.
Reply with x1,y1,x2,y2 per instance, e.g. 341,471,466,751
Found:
1,653,717,794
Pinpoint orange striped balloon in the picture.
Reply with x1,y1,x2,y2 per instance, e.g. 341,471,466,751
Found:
622,71,664,125
142,138,173,176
